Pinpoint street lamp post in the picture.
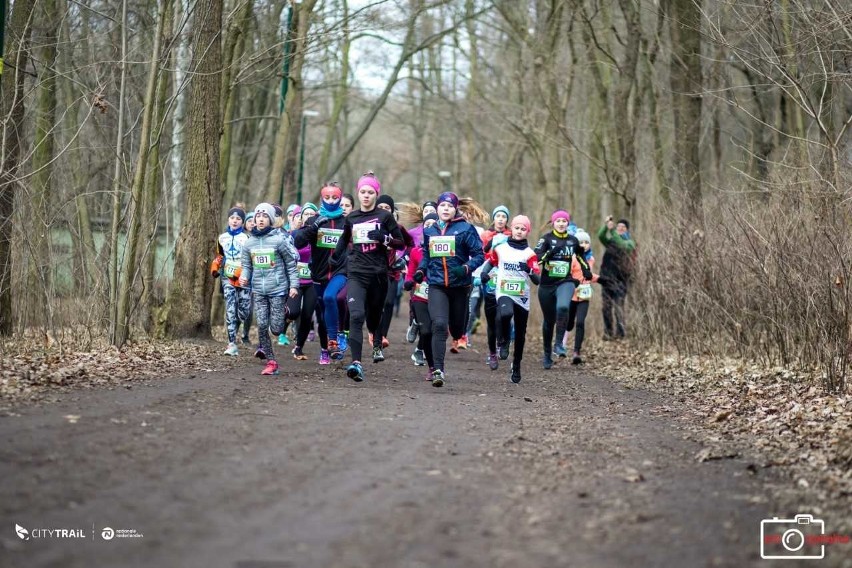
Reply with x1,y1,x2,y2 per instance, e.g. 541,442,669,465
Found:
297,109,320,205
437,170,452,192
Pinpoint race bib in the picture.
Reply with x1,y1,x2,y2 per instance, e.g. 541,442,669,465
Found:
577,283,593,300
223,259,240,278
251,248,274,269
414,281,429,300
499,277,526,297
297,262,311,280
317,228,342,249
429,235,456,258
546,260,570,278
353,222,378,245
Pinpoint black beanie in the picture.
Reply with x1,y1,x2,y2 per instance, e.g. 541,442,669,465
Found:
228,207,246,222
377,194,395,211
617,218,630,230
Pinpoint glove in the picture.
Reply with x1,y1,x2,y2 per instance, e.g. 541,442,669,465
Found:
314,216,330,227
403,280,414,292
449,265,468,279
518,262,531,274
367,229,389,245
480,272,491,284
210,255,223,278
413,270,425,284
391,254,408,271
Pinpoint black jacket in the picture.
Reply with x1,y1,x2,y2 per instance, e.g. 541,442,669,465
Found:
534,230,581,287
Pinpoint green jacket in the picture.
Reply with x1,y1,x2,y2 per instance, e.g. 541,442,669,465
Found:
597,225,636,252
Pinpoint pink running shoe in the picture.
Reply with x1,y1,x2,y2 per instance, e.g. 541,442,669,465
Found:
319,350,330,365
261,360,279,376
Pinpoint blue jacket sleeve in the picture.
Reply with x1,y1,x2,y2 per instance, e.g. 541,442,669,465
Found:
465,227,484,274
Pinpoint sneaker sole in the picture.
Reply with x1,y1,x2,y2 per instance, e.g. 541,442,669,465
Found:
431,378,444,387
346,368,364,382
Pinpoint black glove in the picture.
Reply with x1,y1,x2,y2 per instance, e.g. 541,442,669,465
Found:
481,272,491,284
518,262,531,274
403,280,414,291
391,255,408,271
367,229,389,245
413,270,425,284
314,216,330,227
449,265,468,279
211,270,220,278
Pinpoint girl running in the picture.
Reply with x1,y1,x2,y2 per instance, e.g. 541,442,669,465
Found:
412,192,484,387
290,203,330,363
331,173,405,382
566,229,599,365
481,215,540,383
535,210,584,368
480,205,512,369
211,207,251,356
239,203,300,375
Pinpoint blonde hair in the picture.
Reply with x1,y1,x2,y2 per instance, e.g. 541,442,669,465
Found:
397,202,424,227
458,197,490,227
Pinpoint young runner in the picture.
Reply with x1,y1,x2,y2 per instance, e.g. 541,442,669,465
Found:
211,207,251,356
481,215,540,383
413,192,484,387
330,173,405,382
480,205,512,369
566,229,600,364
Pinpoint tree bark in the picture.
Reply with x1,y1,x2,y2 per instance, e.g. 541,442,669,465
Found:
0,0,37,335
160,0,223,339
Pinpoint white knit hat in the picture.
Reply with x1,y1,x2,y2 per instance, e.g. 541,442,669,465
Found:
254,202,277,223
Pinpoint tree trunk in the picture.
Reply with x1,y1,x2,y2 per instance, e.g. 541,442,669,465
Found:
668,0,703,213
266,0,318,204
29,0,60,330
0,0,37,336
114,1,167,347
160,0,223,339
317,0,350,185
169,0,192,242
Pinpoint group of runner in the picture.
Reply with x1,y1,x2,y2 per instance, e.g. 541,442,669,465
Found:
212,172,633,386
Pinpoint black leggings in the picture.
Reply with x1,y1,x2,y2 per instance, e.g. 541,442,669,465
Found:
567,300,590,352
412,300,434,369
483,292,498,354
496,296,529,367
347,273,388,362
428,285,470,372
379,276,398,340
297,283,328,350
538,281,575,354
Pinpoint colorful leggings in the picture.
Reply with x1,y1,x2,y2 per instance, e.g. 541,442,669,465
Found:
255,294,287,361
223,283,252,343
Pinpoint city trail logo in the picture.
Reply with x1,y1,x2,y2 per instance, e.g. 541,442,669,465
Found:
13,523,86,539
14,523,144,541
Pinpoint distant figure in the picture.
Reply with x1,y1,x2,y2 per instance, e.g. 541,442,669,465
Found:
597,216,636,340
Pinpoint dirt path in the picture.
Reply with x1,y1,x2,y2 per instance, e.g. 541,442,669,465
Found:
0,321,842,567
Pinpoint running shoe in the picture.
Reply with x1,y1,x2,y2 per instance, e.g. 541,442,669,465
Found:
458,335,468,350
328,339,345,361
292,346,308,360
223,342,239,356
431,369,445,388
254,347,267,360
487,353,499,371
450,339,460,354
372,347,385,363
510,365,522,384
346,361,364,382
278,333,290,346
498,340,509,360
553,343,568,358
411,348,426,366
319,350,331,365
261,360,279,376
542,352,554,370
406,321,419,343
426,367,435,381
337,333,348,352
572,351,583,365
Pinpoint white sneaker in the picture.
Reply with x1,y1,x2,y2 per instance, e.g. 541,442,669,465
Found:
223,342,239,356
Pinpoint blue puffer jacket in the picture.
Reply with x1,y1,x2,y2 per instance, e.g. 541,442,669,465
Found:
417,216,484,288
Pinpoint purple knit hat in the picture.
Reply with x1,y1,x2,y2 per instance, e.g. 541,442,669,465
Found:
437,191,459,209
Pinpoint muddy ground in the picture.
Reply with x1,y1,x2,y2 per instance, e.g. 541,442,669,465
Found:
1,320,848,567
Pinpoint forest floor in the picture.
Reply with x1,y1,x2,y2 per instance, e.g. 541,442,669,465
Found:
1,317,851,568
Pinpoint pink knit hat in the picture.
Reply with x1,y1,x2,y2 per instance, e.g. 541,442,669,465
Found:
511,215,531,233
551,210,570,223
356,171,382,195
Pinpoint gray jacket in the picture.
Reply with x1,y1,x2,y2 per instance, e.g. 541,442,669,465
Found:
240,230,299,296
